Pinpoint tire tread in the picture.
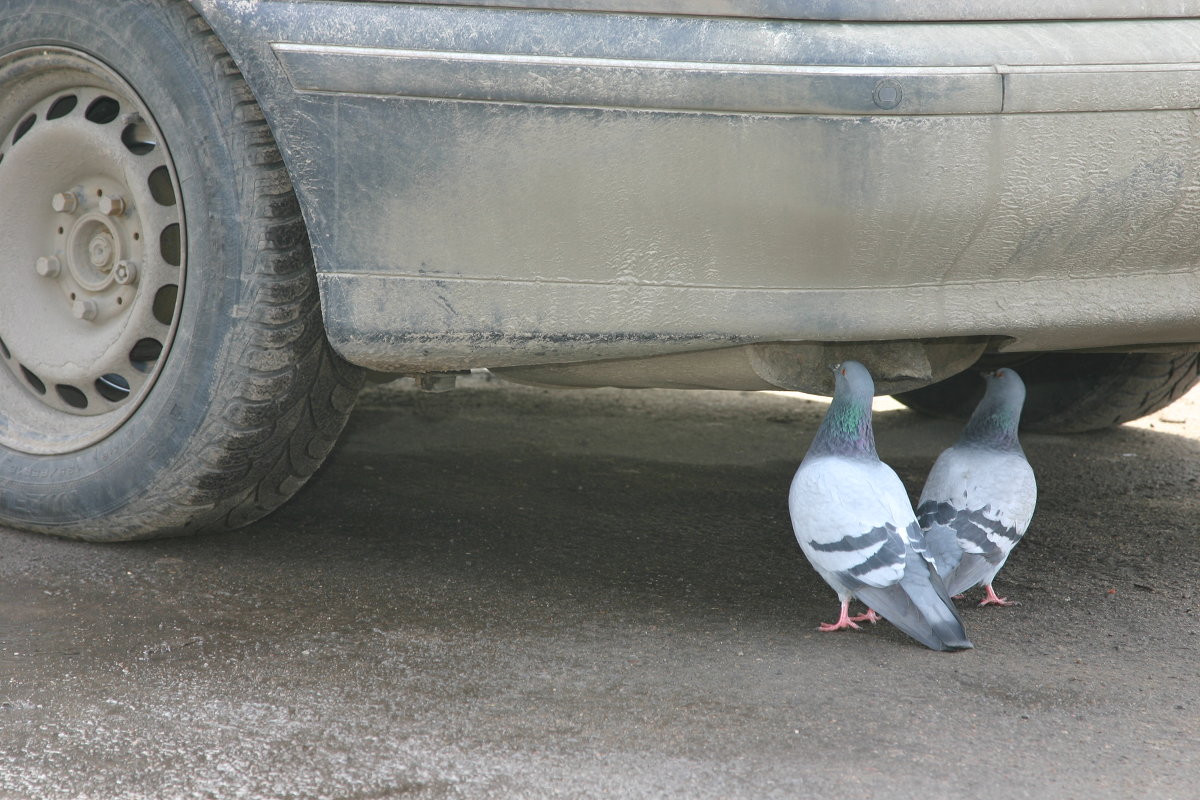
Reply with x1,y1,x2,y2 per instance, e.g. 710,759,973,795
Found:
894,352,1200,434
95,2,363,539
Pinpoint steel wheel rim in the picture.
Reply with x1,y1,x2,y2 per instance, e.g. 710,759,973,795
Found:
0,47,186,455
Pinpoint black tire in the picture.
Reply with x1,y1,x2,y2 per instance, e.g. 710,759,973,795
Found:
893,352,1200,433
0,0,363,540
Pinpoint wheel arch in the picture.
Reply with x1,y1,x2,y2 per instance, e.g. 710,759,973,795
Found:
185,0,341,293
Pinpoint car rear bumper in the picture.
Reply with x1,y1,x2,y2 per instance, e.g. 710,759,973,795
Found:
198,1,1200,373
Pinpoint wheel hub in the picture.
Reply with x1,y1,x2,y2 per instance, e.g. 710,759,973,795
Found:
74,215,118,281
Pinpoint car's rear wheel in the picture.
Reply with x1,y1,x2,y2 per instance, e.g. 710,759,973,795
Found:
0,0,363,540
892,352,1200,433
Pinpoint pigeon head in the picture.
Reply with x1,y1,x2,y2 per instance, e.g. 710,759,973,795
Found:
960,367,1027,450
806,361,878,459
832,360,875,400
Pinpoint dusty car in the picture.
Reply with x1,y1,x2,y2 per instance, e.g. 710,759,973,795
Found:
2,0,1199,540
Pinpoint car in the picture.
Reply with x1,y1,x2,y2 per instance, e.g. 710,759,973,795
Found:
3,0,1199,540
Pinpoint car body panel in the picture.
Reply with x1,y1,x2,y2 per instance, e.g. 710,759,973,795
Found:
192,1,1200,389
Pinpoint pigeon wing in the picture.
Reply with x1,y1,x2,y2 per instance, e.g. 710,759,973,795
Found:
789,457,912,592
918,448,1036,593
939,509,1023,596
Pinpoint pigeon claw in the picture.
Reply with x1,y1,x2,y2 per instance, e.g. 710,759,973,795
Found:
978,585,1018,607
818,600,864,632
848,608,881,625
818,618,862,632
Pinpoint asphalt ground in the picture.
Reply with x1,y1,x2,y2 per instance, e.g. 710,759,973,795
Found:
1,373,1198,798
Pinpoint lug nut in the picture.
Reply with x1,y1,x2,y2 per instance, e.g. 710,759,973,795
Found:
35,255,62,277
51,192,78,213
114,260,137,285
72,299,99,321
98,195,126,216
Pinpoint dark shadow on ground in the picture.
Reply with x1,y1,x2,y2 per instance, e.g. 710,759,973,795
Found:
1,379,1197,799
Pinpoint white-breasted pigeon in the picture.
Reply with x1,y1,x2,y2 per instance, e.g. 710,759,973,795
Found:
917,368,1036,607
789,361,972,651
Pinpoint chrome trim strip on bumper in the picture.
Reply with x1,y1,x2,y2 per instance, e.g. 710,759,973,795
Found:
273,42,1200,115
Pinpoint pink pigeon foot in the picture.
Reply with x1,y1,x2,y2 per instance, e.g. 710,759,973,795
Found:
848,608,881,624
818,600,863,632
978,584,1018,607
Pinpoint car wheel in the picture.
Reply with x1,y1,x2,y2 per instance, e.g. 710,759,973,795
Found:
0,0,363,540
892,352,1200,433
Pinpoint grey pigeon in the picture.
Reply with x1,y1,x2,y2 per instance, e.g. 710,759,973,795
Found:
789,361,972,651
916,368,1037,606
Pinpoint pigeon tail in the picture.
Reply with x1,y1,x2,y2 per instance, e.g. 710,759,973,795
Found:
918,520,964,578
945,552,1003,598
855,552,973,652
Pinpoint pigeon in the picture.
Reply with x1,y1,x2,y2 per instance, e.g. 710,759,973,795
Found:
789,361,972,651
916,368,1037,607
